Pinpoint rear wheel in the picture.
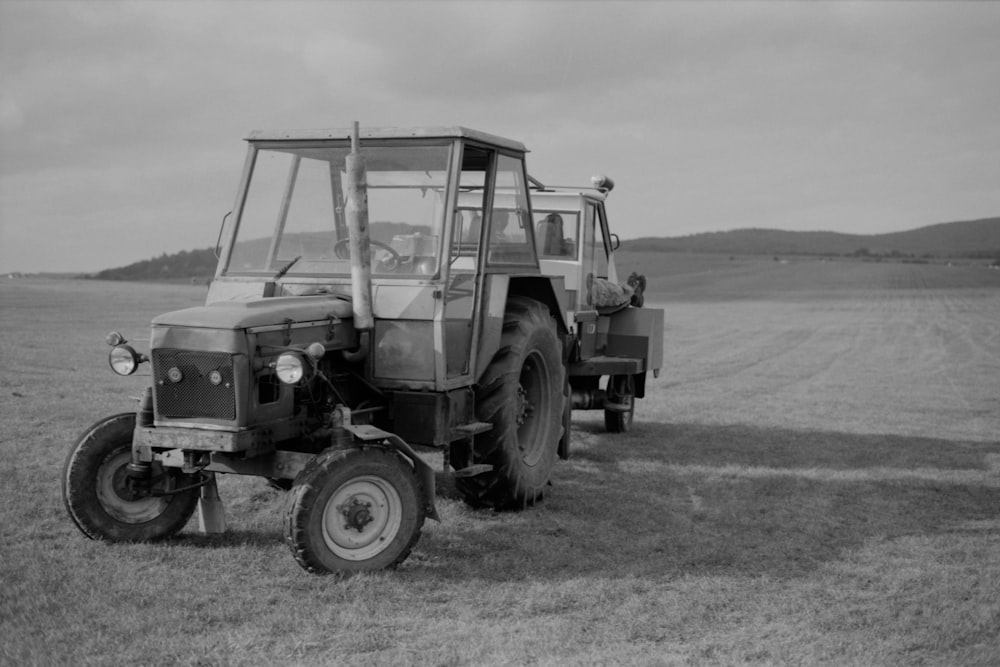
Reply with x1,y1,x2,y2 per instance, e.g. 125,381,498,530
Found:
62,413,199,542
285,447,425,574
604,374,635,433
457,297,565,509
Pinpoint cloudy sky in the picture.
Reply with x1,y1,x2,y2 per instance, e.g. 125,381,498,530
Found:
2,1,998,273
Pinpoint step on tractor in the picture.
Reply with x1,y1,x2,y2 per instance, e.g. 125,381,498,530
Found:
62,124,664,574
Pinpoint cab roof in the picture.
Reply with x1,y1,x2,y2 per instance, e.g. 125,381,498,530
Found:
245,126,527,153
530,186,609,204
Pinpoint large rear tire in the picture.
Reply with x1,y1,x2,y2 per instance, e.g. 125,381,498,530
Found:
457,297,565,510
62,413,199,542
285,447,425,574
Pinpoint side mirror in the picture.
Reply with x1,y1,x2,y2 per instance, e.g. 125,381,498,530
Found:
610,233,620,251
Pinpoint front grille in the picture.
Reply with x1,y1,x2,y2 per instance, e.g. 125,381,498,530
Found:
152,349,236,421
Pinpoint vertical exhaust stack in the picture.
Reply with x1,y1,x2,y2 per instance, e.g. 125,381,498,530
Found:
345,121,373,331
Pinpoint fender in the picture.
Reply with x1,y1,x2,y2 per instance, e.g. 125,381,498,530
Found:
508,275,571,335
342,423,439,522
474,274,570,381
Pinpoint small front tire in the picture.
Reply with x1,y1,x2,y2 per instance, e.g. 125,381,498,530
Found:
285,447,425,574
62,413,199,542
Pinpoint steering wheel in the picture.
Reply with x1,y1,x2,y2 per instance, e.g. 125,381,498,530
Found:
333,239,401,272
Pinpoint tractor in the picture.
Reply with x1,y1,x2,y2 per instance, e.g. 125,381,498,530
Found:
62,124,663,574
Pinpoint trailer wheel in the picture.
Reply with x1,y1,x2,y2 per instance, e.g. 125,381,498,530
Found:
458,297,565,510
604,374,635,433
62,413,199,542
285,447,425,574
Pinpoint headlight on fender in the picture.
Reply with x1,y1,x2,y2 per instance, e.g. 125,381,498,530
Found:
108,345,141,376
274,352,309,384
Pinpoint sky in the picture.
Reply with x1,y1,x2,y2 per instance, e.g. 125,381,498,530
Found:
1,1,999,274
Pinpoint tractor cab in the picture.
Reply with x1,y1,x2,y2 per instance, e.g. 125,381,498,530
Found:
207,127,562,398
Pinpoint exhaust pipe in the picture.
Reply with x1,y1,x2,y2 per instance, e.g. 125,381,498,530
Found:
345,121,373,331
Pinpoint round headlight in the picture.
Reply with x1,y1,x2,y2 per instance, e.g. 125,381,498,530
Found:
274,353,307,384
109,345,140,376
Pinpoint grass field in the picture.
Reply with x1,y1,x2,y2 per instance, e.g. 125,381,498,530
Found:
1,257,999,666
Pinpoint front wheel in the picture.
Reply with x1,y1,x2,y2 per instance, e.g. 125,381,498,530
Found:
284,447,425,574
62,413,200,542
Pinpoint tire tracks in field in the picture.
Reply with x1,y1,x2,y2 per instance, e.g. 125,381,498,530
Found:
661,313,822,390
670,306,866,407
783,284,999,439
921,288,1000,441
655,269,1000,441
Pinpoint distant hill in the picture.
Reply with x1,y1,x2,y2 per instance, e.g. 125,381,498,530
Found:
90,248,218,282
88,217,999,281
89,222,427,281
620,217,1000,259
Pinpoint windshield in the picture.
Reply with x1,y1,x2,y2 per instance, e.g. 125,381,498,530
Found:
224,142,451,278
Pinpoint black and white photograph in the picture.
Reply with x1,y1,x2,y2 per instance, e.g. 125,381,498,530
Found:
1,1,998,665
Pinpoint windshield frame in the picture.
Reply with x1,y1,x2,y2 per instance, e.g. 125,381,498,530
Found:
218,138,457,282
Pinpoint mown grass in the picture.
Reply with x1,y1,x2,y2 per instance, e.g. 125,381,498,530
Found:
1,264,999,666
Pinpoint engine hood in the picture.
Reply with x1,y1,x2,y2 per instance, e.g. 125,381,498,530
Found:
152,295,355,330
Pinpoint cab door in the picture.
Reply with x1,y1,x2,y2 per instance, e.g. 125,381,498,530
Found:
442,146,485,380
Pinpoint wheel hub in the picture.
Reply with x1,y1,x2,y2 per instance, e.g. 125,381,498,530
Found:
515,385,528,426
321,475,404,562
111,464,146,502
340,497,374,532
513,351,549,465
97,450,171,524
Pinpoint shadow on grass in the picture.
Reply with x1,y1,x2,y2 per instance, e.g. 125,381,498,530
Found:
417,420,1000,582
170,529,282,549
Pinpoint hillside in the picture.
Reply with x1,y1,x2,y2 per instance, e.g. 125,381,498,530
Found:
88,217,999,281
89,222,424,282
620,217,1000,259
91,248,218,282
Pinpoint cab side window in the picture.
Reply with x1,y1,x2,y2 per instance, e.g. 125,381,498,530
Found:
487,154,535,265
535,211,578,258
450,147,491,269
